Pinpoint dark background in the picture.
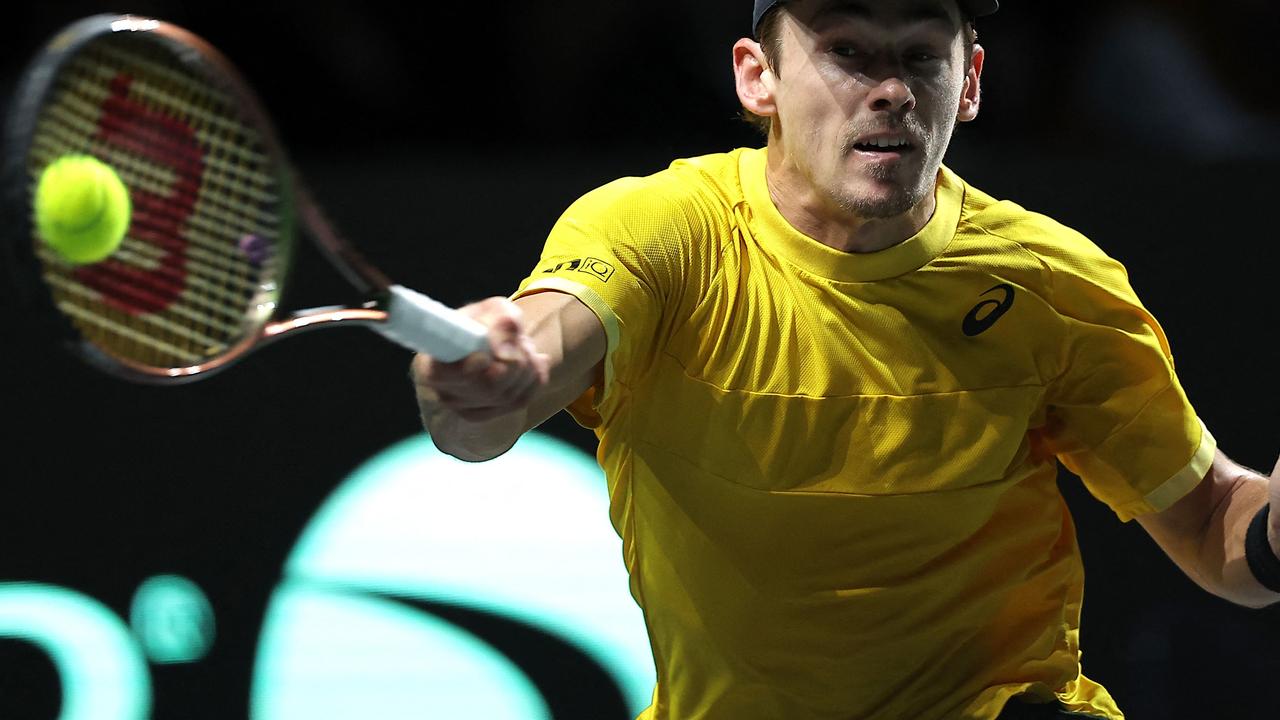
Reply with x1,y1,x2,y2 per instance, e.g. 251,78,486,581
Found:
2,1,1279,718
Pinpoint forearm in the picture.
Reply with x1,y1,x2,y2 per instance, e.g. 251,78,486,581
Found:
1195,463,1278,608
1141,450,1280,608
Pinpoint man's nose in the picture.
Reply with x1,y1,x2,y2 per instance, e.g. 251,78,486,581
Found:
867,76,916,114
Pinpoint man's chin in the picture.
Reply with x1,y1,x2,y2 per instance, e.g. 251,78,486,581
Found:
838,164,933,218
839,186,924,219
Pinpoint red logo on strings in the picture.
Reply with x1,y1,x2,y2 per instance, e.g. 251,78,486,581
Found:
73,73,204,315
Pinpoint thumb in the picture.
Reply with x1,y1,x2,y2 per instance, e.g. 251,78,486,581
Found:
488,313,523,362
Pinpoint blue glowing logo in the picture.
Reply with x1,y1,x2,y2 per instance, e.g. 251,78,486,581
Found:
0,432,653,718
251,431,653,718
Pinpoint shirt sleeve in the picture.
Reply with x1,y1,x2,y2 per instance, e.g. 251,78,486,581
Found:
512,174,699,427
1039,237,1216,522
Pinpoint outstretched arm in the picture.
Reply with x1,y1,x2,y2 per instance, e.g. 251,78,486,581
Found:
1138,450,1280,608
410,291,606,462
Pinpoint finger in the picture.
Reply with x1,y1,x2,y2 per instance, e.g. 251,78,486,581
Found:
507,373,544,411
467,300,525,362
415,384,442,405
460,349,494,374
480,361,524,402
411,351,471,386
453,405,519,423
410,356,450,401
449,367,529,416
435,362,537,414
433,389,476,410
490,318,524,362
416,350,493,394
432,384,515,420
409,353,432,383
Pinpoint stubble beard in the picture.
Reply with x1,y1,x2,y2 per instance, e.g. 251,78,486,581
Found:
835,120,942,219
836,167,929,219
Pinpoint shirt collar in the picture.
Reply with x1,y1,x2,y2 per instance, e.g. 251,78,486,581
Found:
739,147,962,282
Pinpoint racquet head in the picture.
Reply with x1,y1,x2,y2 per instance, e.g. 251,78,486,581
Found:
3,15,377,383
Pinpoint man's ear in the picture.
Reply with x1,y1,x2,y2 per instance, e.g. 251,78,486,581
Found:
958,43,984,122
733,38,777,118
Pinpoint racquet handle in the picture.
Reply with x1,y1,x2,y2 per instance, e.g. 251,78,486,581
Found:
378,285,490,361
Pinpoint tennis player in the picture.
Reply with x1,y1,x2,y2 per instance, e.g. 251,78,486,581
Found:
410,1,1280,718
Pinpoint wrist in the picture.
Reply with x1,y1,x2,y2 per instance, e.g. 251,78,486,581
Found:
1270,507,1280,559
1245,504,1280,594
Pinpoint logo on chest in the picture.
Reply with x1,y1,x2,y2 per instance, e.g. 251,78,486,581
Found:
962,283,1015,337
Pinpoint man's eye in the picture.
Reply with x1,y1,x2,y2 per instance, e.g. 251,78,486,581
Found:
905,50,942,64
831,46,862,58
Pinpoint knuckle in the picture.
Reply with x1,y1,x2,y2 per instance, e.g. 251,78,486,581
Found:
467,296,522,322
456,405,503,423
409,353,432,379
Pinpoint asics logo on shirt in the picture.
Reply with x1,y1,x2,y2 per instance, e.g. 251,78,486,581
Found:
962,283,1015,337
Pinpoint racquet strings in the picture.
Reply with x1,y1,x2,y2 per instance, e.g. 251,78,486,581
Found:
26,31,286,372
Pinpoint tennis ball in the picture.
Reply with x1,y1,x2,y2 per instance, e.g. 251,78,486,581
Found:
34,154,132,264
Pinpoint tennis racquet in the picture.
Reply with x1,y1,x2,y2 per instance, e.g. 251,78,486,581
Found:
2,13,489,384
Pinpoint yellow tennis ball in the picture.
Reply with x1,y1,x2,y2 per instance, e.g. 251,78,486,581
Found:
34,154,132,264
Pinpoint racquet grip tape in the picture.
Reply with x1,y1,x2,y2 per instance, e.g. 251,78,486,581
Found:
380,285,488,361
1245,503,1280,593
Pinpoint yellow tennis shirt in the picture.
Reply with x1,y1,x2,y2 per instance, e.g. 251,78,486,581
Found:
513,148,1215,720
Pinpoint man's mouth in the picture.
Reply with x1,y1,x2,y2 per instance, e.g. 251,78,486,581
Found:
851,136,915,154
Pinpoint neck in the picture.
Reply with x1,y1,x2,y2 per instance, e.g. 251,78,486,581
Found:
764,155,937,254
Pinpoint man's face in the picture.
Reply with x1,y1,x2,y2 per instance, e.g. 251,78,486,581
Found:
764,0,980,219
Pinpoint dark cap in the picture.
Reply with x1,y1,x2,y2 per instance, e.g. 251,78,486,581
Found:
753,1,999,34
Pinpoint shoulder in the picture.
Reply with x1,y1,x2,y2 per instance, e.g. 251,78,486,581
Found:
553,150,752,266
567,149,749,220
959,179,1107,263
953,173,1134,302
949,172,1168,366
